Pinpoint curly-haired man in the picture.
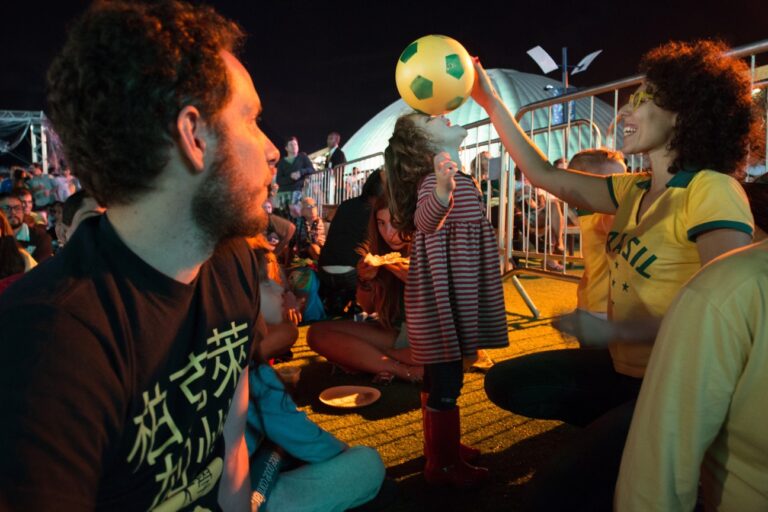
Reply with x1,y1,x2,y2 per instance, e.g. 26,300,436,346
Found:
0,1,279,509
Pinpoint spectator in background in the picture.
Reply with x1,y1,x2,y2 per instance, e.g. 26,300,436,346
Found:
345,166,364,197
1,168,29,193
52,167,79,202
275,136,316,212
28,164,56,210
15,188,46,226
263,200,295,261
46,201,65,252
568,149,627,320
0,210,36,294
293,196,325,260
324,131,346,170
318,169,383,316
0,192,53,262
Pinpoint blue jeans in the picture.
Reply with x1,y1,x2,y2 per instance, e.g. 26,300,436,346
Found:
484,348,641,511
265,446,384,512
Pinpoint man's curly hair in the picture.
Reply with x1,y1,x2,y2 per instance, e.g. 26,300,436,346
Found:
384,113,436,239
47,0,244,206
640,40,757,175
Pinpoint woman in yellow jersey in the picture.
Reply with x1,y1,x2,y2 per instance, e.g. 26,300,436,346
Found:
479,40,756,510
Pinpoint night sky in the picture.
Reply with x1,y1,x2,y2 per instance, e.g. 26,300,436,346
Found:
1,0,765,160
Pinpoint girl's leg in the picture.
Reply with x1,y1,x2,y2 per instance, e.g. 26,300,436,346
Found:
422,361,488,488
307,321,422,381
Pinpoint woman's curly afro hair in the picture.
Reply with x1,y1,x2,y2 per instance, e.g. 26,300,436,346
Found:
640,39,758,175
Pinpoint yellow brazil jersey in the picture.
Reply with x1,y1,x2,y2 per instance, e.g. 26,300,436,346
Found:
576,210,614,313
604,170,753,378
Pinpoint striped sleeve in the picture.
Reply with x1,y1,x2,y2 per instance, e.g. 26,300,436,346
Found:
414,174,453,234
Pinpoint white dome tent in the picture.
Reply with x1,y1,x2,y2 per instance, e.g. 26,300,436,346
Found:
341,68,618,169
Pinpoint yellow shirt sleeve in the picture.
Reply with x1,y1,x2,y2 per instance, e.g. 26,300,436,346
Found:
608,173,650,209
684,171,753,241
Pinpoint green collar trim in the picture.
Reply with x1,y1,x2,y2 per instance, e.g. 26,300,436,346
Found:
666,170,698,188
636,179,651,190
634,170,698,191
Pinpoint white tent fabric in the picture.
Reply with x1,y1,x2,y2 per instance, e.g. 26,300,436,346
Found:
342,68,617,164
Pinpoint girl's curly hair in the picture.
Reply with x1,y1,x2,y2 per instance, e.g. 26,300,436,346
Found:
640,39,758,175
47,0,244,206
385,113,436,238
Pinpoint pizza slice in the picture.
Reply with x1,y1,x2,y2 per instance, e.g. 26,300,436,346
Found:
363,252,410,267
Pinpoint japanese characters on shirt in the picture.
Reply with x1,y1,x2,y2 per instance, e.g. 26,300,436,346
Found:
128,321,251,510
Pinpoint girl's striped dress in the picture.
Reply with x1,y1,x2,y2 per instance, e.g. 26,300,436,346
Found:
405,172,508,364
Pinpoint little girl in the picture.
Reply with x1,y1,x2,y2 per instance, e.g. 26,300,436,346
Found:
385,113,508,488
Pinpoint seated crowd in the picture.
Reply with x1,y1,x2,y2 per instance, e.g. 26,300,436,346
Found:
1,2,766,511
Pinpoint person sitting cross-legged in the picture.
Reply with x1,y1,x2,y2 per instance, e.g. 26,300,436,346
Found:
308,194,423,383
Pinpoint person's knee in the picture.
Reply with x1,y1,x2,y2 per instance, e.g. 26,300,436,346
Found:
345,446,385,489
484,359,523,403
306,323,329,351
484,358,540,411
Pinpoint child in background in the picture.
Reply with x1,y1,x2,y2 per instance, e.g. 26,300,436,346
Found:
294,197,325,260
385,113,508,488
569,149,627,320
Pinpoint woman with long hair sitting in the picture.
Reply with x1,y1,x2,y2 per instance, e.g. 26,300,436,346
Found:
307,194,423,383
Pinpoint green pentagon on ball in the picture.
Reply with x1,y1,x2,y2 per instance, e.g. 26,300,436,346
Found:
410,75,434,100
399,42,418,63
445,54,465,79
445,96,465,110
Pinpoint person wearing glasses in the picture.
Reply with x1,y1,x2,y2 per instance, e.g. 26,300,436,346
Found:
0,192,54,262
477,40,756,509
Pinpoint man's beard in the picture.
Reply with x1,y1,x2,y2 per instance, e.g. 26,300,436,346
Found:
191,135,267,244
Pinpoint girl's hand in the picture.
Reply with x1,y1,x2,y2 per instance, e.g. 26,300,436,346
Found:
470,58,500,111
357,257,379,282
434,152,458,204
383,260,409,283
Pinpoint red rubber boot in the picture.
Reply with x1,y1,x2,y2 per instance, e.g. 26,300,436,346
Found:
423,407,489,488
421,392,480,463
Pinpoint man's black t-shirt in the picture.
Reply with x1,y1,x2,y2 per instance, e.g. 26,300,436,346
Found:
317,196,371,268
0,215,261,510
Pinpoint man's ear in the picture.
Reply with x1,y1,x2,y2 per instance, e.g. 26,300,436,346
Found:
176,105,211,174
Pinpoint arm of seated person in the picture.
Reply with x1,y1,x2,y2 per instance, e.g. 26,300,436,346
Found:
248,365,346,463
355,258,380,313
308,243,322,260
554,310,662,348
259,322,299,361
383,261,409,283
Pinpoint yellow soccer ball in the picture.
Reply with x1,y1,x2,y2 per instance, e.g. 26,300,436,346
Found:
395,34,475,115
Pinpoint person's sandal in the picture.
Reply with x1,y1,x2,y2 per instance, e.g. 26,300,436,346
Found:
469,350,495,372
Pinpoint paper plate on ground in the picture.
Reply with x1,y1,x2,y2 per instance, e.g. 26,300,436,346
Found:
319,386,381,408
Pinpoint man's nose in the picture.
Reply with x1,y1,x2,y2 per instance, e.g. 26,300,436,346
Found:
265,139,280,168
